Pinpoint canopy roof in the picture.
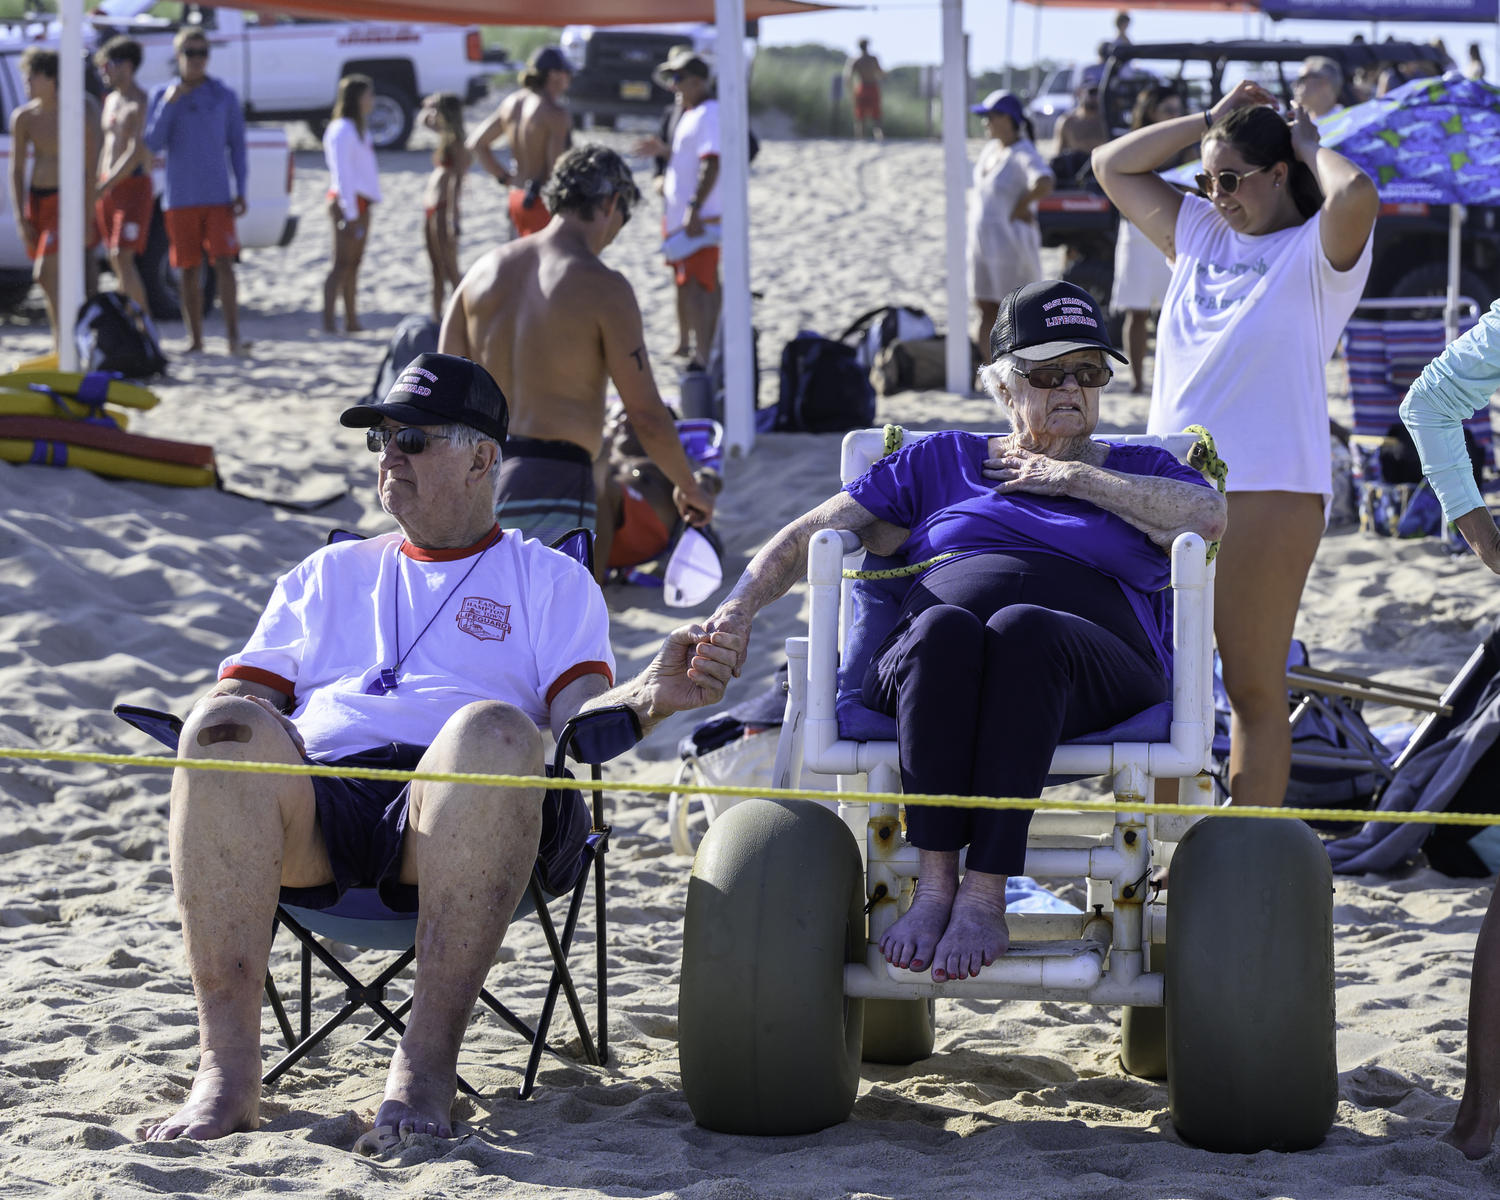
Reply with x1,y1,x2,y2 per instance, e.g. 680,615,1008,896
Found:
1017,0,1259,11
245,0,831,23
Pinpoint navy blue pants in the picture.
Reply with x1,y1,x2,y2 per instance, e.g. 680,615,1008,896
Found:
862,552,1168,876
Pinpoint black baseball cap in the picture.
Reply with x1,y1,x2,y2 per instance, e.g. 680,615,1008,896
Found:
990,280,1128,365
340,353,509,443
530,46,572,76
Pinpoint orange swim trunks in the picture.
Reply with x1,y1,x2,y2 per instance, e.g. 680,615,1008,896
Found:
164,203,240,271
96,172,154,255
509,185,551,237
853,82,882,122
24,188,59,260
671,245,720,291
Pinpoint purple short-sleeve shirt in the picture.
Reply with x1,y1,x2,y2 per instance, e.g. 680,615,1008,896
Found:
844,431,1212,670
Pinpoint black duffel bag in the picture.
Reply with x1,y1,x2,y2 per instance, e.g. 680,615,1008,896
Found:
773,331,875,433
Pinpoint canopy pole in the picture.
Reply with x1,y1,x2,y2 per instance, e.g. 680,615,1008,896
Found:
1447,203,1465,345
1004,0,1014,92
715,0,754,456
58,0,84,372
941,0,969,396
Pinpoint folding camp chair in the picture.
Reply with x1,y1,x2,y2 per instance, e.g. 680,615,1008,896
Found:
113,525,638,1101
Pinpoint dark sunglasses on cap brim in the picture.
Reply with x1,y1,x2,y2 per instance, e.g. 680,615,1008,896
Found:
366,426,454,454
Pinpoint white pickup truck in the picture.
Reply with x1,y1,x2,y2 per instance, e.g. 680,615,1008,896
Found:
91,1,496,149
0,42,296,319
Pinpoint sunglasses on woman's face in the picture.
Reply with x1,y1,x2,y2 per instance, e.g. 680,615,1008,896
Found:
180,47,209,59
1193,165,1269,196
1023,366,1113,389
366,426,453,454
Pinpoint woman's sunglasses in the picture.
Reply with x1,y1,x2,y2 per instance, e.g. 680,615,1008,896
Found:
1193,165,1269,196
180,47,209,59
366,427,452,454
1022,366,1113,389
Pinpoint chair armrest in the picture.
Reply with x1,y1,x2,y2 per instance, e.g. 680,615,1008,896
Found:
554,705,642,775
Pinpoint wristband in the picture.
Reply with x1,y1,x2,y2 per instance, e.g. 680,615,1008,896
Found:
1204,111,1213,130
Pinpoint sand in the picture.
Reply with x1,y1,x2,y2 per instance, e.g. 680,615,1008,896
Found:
1,127,1500,1198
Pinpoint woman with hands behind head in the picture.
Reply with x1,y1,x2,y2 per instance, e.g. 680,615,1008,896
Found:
1093,80,1378,810
704,281,1225,986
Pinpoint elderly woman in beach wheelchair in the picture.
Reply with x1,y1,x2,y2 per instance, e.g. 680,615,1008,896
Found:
678,281,1341,1155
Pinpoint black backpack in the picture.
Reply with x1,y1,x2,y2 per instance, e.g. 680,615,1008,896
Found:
773,332,875,433
365,313,440,404
74,292,167,379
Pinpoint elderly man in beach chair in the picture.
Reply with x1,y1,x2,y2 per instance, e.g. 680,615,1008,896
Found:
705,282,1226,982
144,352,740,1146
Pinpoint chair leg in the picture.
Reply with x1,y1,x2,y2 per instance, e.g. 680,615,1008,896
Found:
300,941,312,1044
520,861,597,1099
594,764,609,1067
478,989,538,1044
264,972,297,1051
362,995,412,1043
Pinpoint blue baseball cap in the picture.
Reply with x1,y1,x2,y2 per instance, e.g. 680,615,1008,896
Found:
529,45,571,76
971,89,1025,124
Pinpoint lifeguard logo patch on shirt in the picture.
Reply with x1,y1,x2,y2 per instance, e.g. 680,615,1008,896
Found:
456,597,512,642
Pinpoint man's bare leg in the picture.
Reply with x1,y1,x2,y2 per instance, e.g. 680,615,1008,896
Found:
593,457,617,585
35,254,58,354
213,257,243,354
114,247,148,313
673,277,690,357
977,300,1000,365
683,276,720,370
1124,309,1150,393
1442,896,1500,1158
879,848,957,974
144,695,329,1141
180,264,205,352
373,700,545,1142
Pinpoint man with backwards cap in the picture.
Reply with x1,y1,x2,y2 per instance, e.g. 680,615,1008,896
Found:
468,45,575,239
144,352,742,1149
442,145,715,575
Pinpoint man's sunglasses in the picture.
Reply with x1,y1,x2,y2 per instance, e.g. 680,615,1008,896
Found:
1022,366,1113,389
366,427,453,454
1193,165,1269,196
180,47,209,59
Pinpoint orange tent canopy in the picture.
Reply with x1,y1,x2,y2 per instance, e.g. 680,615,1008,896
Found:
250,0,833,24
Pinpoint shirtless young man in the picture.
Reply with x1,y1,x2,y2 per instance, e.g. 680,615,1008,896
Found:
8,47,99,352
95,37,153,312
1056,78,1108,153
440,145,715,579
845,39,885,141
467,46,573,239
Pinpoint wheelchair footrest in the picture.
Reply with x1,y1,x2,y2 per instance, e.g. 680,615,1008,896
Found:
861,939,1106,996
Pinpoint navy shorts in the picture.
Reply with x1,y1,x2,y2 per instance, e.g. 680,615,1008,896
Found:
278,741,592,913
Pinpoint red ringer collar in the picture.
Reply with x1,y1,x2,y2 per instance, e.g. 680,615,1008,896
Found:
400,525,503,562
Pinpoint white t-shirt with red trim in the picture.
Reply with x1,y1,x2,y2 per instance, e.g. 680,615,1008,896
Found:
664,98,721,236
219,527,615,760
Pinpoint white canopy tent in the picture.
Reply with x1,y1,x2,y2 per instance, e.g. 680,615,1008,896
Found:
50,0,977,435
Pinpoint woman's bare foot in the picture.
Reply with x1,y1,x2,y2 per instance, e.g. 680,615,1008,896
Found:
929,868,1010,982
141,1048,260,1141
879,849,959,972
1439,1105,1500,1159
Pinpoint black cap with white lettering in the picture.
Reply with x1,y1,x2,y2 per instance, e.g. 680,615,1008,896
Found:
990,280,1128,365
340,353,509,443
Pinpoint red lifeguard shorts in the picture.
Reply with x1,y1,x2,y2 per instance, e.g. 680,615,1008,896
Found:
164,203,239,270
671,246,720,291
509,186,551,237
24,188,58,260
854,82,882,122
96,174,153,255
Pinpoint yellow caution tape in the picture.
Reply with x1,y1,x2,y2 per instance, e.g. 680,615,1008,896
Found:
2,745,1499,827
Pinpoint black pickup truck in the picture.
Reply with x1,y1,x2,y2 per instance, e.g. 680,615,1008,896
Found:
1038,40,1495,325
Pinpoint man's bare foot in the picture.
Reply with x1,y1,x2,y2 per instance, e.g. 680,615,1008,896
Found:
186,341,204,354
364,1042,456,1150
929,869,1010,982
228,339,252,357
141,1048,260,1141
1439,1110,1500,1159
879,872,956,973
346,321,364,333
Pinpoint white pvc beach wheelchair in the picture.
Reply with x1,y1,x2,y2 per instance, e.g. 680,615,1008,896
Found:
678,429,1338,1154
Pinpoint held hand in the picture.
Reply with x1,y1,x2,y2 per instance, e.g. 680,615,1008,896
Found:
673,480,715,527
232,197,247,217
703,604,753,676
1010,200,1036,224
983,448,1079,497
685,206,705,237
633,135,668,159
647,624,744,714
1209,80,1278,125
242,694,307,757
1287,102,1321,161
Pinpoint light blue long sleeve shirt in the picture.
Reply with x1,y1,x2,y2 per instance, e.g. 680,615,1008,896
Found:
144,76,247,211
1398,299,1500,521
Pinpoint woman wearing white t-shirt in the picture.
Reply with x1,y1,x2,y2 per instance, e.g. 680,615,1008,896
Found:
322,75,383,334
1094,81,1378,809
